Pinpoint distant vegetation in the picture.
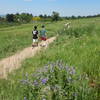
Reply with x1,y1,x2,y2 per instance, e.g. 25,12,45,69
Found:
1,12,100,25
39,11,60,21
6,13,33,23
0,13,33,28
0,11,61,27
64,14,100,20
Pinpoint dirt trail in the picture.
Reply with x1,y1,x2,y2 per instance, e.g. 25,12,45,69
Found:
0,37,56,79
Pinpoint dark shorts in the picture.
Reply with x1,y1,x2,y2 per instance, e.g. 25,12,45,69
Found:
40,37,47,41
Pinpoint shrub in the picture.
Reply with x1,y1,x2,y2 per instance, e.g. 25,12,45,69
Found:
21,61,98,100
58,25,95,38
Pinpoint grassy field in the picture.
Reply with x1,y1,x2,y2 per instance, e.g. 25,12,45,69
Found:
0,21,64,59
0,18,100,100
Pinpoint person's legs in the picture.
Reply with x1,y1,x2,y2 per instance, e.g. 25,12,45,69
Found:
35,39,38,46
41,37,47,47
40,37,43,41
32,39,36,47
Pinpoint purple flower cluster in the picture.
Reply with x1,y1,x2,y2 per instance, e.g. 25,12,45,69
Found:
20,79,29,85
41,78,48,84
33,80,38,86
21,60,90,99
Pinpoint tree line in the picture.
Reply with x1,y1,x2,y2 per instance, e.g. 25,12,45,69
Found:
39,11,60,21
39,13,100,20
64,14,100,20
0,12,60,23
0,12,100,23
6,13,33,23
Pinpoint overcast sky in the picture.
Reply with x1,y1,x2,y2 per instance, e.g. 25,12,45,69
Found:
0,0,100,16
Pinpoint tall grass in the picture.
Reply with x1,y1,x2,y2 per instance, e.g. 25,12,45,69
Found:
0,18,100,100
59,24,95,37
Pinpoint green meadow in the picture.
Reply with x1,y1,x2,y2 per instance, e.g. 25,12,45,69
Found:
0,21,63,59
0,18,100,100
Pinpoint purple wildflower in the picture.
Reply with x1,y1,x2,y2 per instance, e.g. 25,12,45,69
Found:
20,80,29,85
58,63,64,69
41,78,48,84
69,67,76,75
33,80,38,86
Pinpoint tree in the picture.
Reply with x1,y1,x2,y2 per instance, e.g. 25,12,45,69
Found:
44,14,47,18
47,15,51,18
20,13,33,23
6,14,14,22
0,17,2,21
71,15,76,19
52,11,60,21
39,14,43,18
6,13,33,23
14,13,21,22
